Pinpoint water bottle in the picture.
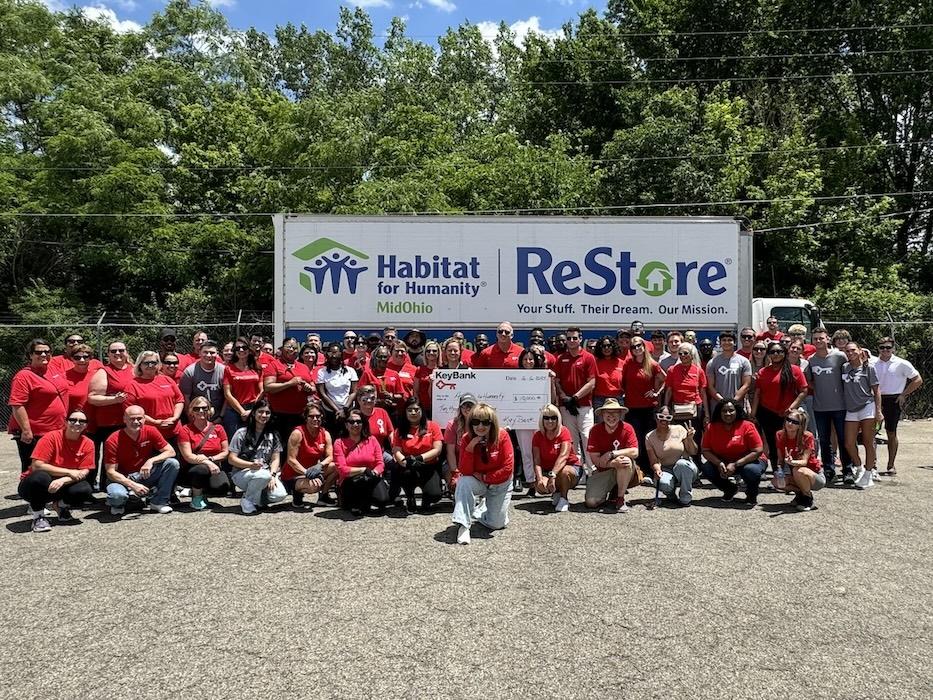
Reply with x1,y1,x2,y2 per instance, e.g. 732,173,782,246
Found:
774,466,786,490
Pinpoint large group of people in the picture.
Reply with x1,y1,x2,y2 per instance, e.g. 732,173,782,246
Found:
6,319,922,541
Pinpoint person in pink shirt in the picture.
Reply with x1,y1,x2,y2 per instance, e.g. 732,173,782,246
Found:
333,408,390,516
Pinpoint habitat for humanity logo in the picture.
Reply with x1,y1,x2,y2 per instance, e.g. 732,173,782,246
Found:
292,238,369,294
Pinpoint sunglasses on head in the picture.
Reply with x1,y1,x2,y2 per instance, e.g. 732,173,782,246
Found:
470,418,492,427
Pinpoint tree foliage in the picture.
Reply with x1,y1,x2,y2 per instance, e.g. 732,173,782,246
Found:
0,0,930,320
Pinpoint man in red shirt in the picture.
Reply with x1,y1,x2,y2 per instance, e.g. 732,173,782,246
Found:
474,321,522,369
177,330,207,372
736,327,756,358
555,326,597,472
756,316,784,342
104,405,180,516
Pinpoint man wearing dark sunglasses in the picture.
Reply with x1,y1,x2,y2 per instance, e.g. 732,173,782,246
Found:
736,327,756,359
473,322,522,369
872,337,922,476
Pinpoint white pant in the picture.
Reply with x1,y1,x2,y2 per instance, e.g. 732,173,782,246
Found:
515,429,535,482
452,475,511,530
560,406,595,469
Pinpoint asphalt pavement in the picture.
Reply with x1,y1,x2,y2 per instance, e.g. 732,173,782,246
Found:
1,423,931,699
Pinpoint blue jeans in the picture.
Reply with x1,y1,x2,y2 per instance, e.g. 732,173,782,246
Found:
106,458,180,507
452,475,511,530
221,407,248,444
658,459,698,504
700,458,767,502
231,468,287,506
814,410,849,472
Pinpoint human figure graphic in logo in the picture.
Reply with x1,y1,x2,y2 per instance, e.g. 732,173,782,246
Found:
293,238,370,295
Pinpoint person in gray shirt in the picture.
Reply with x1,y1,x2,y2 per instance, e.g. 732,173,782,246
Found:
659,331,683,372
180,340,226,417
804,328,848,482
706,330,752,411
841,342,881,490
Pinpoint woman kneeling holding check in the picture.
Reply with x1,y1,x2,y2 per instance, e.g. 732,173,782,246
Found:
452,403,514,545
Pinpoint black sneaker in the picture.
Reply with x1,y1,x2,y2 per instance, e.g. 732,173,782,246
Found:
57,506,74,522
788,494,802,509
842,466,855,485
318,492,336,505
722,483,739,502
795,494,814,512
823,467,836,484
292,492,306,508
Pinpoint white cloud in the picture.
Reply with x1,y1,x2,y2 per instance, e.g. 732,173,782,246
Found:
81,5,142,33
206,0,236,7
345,0,392,8
477,16,561,49
114,0,137,10
425,0,456,11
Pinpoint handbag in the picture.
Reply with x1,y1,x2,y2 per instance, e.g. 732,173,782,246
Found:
673,403,698,420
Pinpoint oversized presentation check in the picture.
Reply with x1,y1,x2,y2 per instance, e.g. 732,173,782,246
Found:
431,369,552,428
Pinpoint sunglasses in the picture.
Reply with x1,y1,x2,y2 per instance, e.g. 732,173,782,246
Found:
878,345,893,351
346,419,363,425
142,360,159,367
768,349,785,355
543,415,559,422
109,349,127,354
497,329,512,335
678,351,691,356
784,417,801,425
67,417,88,425
470,418,492,427
163,360,179,366
235,346,249,351
655,414,673,422
307,414,322,420
632,344,644,350
192,406,210,413
72,354,91,360
753,347,767,352
741,334,754,339
32,349,51,355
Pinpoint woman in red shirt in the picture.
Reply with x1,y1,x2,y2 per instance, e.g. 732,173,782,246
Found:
177,396,230,510
18,410,95,532
263,339,317,445
160,353,181,383
593,335,625,417
452,402,514,545
285,403,335,508
532,403,581,513
773,408,824,511
700,399,766,506
333,408,390,516
124,351,184,444
412,341,441,419
750,342,809,469
8,338,70,473
222,337,263,440
663,341,710,467
621,338,664,470
391,398,444,512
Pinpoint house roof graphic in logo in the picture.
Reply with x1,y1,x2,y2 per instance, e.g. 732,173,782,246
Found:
292,238,370,294
636,261,673,297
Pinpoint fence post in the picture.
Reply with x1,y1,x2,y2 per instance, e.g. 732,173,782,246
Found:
886,311,895,344
96,311,106,361
235,309,242,341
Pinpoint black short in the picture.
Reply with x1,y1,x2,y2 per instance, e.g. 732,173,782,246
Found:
881,394,902,431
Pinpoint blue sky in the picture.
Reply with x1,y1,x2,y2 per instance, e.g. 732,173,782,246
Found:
48,0,607,43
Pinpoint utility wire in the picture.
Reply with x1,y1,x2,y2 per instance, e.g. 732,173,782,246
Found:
531,47,933,64
2,141,928,173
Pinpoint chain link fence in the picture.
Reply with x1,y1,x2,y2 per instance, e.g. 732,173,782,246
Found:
823,320,933,418
0,312,274,427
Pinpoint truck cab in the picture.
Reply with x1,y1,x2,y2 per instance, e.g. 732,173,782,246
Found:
751,298,821,335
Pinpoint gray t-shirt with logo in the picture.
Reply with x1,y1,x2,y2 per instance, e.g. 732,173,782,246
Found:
841,362,879,412
805,351,846,412
180,362,226,413
706,353,751,401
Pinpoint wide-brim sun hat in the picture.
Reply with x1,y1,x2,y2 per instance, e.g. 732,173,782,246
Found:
595,398,629,414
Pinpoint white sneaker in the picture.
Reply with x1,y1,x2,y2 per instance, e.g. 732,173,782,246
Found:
471,498,487,521
149,503,173,514
555,497,569,513
176,487,191,498
854,468,874,490
456,525,471,545
240,497,257,514
852,465,866,486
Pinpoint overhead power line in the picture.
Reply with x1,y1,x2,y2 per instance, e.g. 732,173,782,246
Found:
754,208,933,233
2,140,928,173
534,47,933,64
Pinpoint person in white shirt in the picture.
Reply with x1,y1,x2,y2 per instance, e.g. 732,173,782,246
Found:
871,337,922,475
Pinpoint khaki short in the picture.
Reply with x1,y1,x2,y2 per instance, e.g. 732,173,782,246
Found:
585,465,642,503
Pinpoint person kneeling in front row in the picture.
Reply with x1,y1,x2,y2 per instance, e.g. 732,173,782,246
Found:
19,411,95,532
105,405,181,516
452,402,514,544
645,405,698,507
228,399,288,514
584,399,640,512
699,399,766,507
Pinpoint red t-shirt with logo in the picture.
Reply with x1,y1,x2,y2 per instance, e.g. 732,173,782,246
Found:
555,350,598,406
586,421,638,458
664,363,708,404
391,421,443,463
594,356,625,397
262,358,315,415
25,429,95,480
284,425,331,480
755,364,808,414
364,407,393,449
474,343,522,369
457,429,513,484
223,364,262,406
94,365,136,428
177,422,228,459
621,360,663,409
358,367,406,401
7,366,69,435
104,425,169,475
65,366,95,415
124,376,184,439
532,425,580,470
701,420,762,463
776,430,820,471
